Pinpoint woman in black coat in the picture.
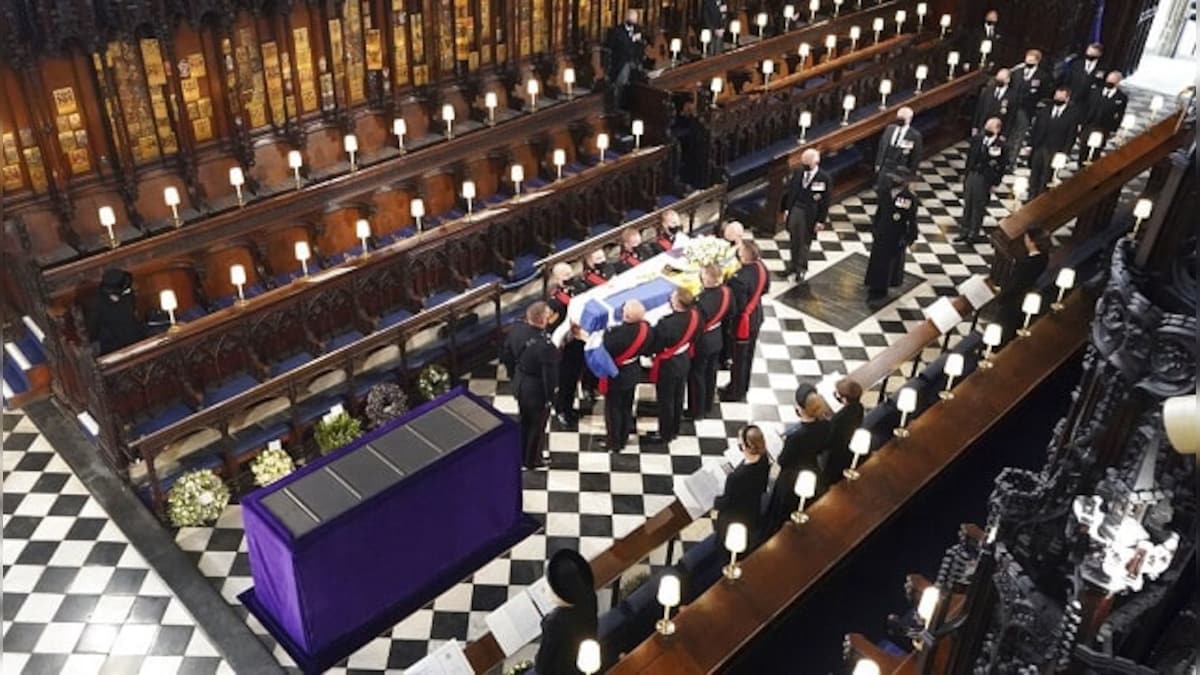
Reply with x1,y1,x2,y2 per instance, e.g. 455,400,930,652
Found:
534,549,598,675
764,385,832,535
865,171,920,301
714,425,771,549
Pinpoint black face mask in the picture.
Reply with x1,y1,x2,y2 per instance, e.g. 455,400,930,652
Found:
1054,99,1067,106
985,20,997,26
1086,54,1099,61
1025,61,1037,68
985,131,997,137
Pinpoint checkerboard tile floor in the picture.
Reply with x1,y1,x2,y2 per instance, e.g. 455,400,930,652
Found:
2,411,231,675
7,87,1163,674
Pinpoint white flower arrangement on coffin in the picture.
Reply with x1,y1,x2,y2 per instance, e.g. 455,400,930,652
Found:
250,446,296,487
167,469,230,527
682,235,731,269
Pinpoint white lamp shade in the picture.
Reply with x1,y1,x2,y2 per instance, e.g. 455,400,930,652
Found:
632,119,645,136
701,28,713,44
1121,113,1136,129
916,586,940,625
1087,131,1104,148
980,39,993,55
852,659,881,675
784,4,796,19
1051,152,1068,169
940,14,952,28
1021,292,1042,315
724,522,748,553
794,470,817,498
288,150,303,168
1134,198,1154,219
896,10,907,23
896,386,917,413
527,78,540,95
393,117,407,135
563,67,576,84
944,353,965,378
596,133,610,150
849,26,861,40
1056,267,1076,290
462,180,476,199
576,639,601,674
730,19,741,34
710,77,724,94
229,167,245,186
343,134,358,153
442,104,456,122
808,0,819,12
98,206,116,227
762,59,775,75
849,428,871,455
293,241,310,261
657,574,681,607
756,12,768,27
947,51,960,66
879,79,892,95
670,37,682,53
916,64,929,79
410,198,425,218
553,149,567,166
842,94,856,110
825,34,837,49
1150,95,1164,112
872,17,884,32
510,164,524,183
159,289,178,312
329,403,345,417
983,323,1003,347
484,92,498,109
1163,394,1200,454
1012,175,1029,197
917,2,928,17
799,42,811,57
229,264,247,286
163,186,180,206
355,218,371,239
799,111,812,127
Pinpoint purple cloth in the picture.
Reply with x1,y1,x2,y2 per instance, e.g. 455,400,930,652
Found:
240,388,524,669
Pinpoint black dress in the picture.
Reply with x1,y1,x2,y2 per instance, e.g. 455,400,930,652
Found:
764,419,831,534
534,603,598,675
864,188,918,295
714,457,770,547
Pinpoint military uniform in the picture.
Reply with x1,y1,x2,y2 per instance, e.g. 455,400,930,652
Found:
547,278,588,422
875,124,923,197
500,322,560,468
601,321,653,451
960,131,1009,241
648,307,700,443
688,285,733,417
865,186,919,296
722,261,769,402
783,164,833,278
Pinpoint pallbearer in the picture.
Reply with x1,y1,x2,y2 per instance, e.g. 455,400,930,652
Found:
601,301,653,452
616,227,645,272
500,302,560,469
721,242,770,403
641,209,684,257
581,248,614,287
645,289,701,446
547,263,588,428
689,264,733,418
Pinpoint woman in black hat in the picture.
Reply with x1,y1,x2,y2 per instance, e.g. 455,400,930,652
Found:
864,169,920,305
763,384,832,535
534,549,598,674
86,268,147,355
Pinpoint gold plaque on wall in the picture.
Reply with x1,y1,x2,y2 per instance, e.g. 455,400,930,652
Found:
67,147,90,174
2,133,19,162
365,29,383,70
197,97,213,118
55,115,72,133
51,87,78,115
74,130,88,147
410,14,424,62
188,53,207,77
180,77,201,102
1,164,22,191
57,130,77,151
22,148,48,191
68,112,82,129
479,0,492,64
412,64,429,86
391,0,410,86
140,39,167,86
192,117,213,141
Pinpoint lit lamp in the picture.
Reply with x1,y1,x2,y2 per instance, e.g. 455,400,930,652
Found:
356,218,371,256
1118,112,1136,141
939,13,952,38
879,79,892,109
783,4,796,31
916,2,928,30
915,64,929,92
853,659,881,675
917,586,941,628
756,12,768,38
834,0,844,17
979,38,993,68
1051,152,1068,185
462,180,476,215
656,574,681,636
849,25,861,51
510,163,524,197
1011,175,1029,211
1085,131,1104,162
939,353,965,401
288,150,303,190
229,264,247,305
872,17,884,44
700,29,713,56
844,428,871,480
527,78,540,111
442,103,455,139
553,149,567,180
895,9,907,34
1017,292,1041,337
670,38,682,66
894,386,917,438
98,206,118,248
979,323,1002,369
1051,267,1075,311
1149,94,1164,119
344,133,358,172
163,186,182,227
722,522,747,581
790,470,817,524
808,0,820,21
229,167,246,207
596,133,610,163
709,77,723,108
798,110,812,143
798,42,811,69
485,92,498,126
762,59,775,88
294,241,311,277
563,68,576,98
841,94,856,126
824,33,837,59
730,19,741,47
631,119,645,149
393,117,407,152
946,51,960,80
410,198,425,233
576,639,600,675
159,289,179,332
1132,198,1153,238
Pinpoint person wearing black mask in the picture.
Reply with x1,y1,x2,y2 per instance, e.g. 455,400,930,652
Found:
973,68,1017,135
782,148,833,283
641,209,683,257
700,0,728,54
820,379,865,490
1027,87,1080,198
874,107,923,200
989,229,1049,340
86,269,147,355
764,384,832,533
1082,70,1129,154
958,116,1009,244
533,549,598,675
605,9,645,109
581,248,614,288
714,425,771,547
1010,49,1050,159
499,302,560,469
966,9,1002,71
864,170,919,303
1062,42,1106,105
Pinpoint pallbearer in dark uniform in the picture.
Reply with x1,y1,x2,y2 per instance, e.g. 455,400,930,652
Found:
713,425,771,549
688,264,733,419
639,209,683,257
533,549,597,675
601,300,653,452
1027,87,1080,198
615,227,644,273
547,263,586,428
958,116,1009,244
972,68,1016,135
782,148,832,283
865,171,919,303
721,242,769,403
1082,71,1128,154
645,289,700,447
874,107,923,199
500,302,560,469
581,248,614,288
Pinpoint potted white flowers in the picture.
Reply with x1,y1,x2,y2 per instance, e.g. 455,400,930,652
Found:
167,470,230,527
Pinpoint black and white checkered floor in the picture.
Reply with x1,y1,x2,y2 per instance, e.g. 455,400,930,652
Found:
2,87,1163,673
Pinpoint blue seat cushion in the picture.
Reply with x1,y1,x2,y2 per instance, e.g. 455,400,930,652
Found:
133,402,195,438
204,373,259,407
823,148,863,178
296,396,344,425
625,208,648,221
178,305,207,322
3,359,30,394
425,290,459,309
554,237,580,252
326,330,365,352
16,333,46,365
509,254,538,281
407,344,448,372
229,422,290,459
271,351,314,377
211,284,266,310
656,194,681,208
379,308,414,329
471,272,502,289
590,222,614,237
725,136,806,181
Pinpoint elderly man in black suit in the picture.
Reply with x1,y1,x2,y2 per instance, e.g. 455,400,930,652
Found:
1061,42,1107,105
605,9,645,109
782,148,833,283
875,106,923,199
973,68,1017,135
1082,70,1129,155
1027,86,1081,198
958,116,1009,244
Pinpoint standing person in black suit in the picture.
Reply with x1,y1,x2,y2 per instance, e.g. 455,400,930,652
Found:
87,268,147,355
500,302,560,469
958,116,1010,244
820,379,865,490
533,549,597,675
1061,42,1106,106
1082,71,1129,154
874,107,923,199
1027,87,1081,198
605,9,645,109
601,300,653,452
989,229,1049,340
865,171,919,303
764,384,832,533
720,241,770,403
782,148,833,283
700,0,728,54
963,9,1002,72
547,263,587,429
973,68,1017,135
688,264,733,419
714,425,771,547
1010,49,1051,159
645,289,700,447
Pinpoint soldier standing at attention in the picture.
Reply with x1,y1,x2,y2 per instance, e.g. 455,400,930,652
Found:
500,302,560,469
